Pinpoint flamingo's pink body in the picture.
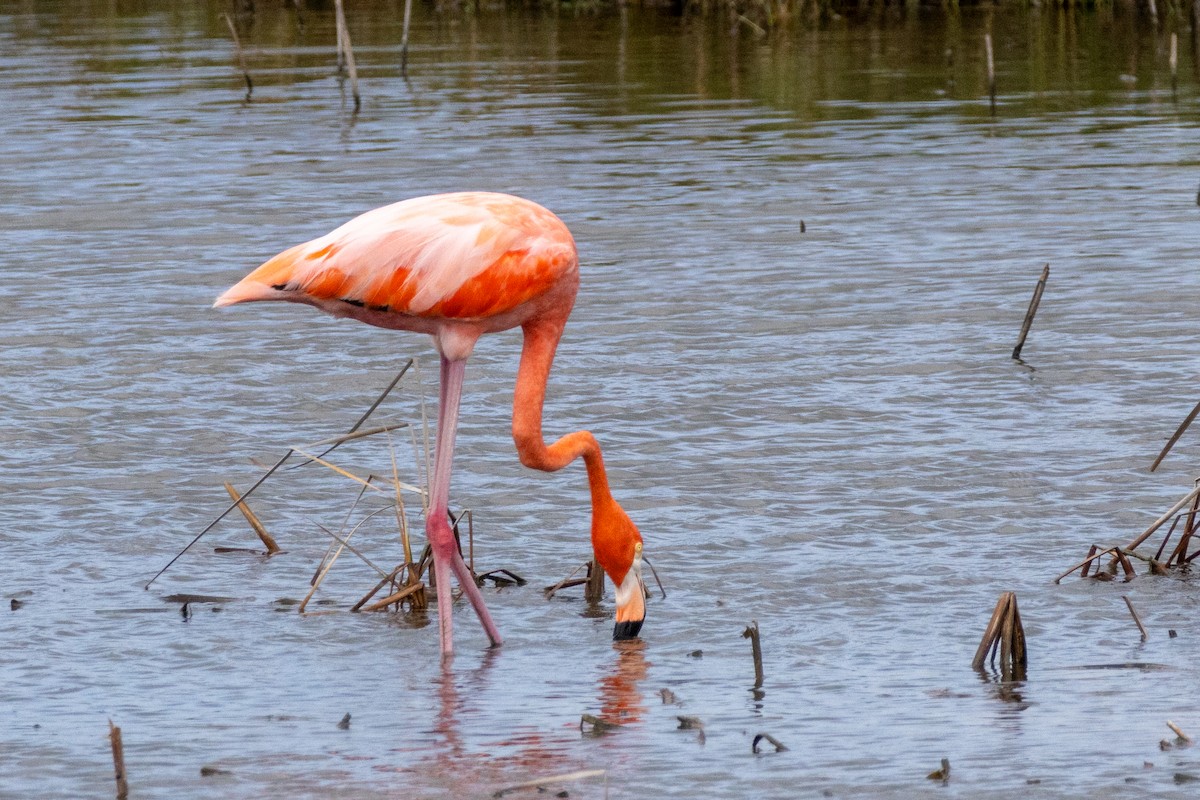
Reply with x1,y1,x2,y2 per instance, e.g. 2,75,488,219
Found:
216,192,645,655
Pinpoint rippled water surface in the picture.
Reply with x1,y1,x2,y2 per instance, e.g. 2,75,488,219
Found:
5,2,1200,797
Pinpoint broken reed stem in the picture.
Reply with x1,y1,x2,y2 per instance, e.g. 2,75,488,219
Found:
145,450,293,588
400,0,414,77
585,558,605,602
1150,400,1200,472
223,482,281,554
1122,595,1148,641
742,620,764,688
220,12,253,101
543,562,589,598
1168,720,1193,743
333,0,361,112
108,720,129,800
1012,264,1049,360
985,33,996,115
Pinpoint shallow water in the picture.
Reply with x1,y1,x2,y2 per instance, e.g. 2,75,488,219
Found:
4,2,1200,797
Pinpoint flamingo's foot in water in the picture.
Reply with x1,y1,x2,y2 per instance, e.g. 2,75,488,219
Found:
427,514,503,652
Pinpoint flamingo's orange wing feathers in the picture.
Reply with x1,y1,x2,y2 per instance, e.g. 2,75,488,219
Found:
215,192,577,320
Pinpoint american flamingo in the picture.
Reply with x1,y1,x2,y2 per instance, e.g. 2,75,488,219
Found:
214,192,646,655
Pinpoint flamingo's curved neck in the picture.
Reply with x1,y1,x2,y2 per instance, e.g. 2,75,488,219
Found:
511,317,613,506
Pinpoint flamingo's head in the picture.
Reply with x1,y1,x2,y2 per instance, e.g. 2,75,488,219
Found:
592,501,646,640
611,541,646,640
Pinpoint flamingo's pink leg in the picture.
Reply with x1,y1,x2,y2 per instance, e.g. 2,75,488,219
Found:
428,356,503,656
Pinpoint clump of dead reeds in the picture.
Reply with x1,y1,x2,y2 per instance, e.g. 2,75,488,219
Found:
972,591,1026,681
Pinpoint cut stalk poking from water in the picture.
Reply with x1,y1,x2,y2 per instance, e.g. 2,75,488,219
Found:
1012,264,1049,360
585,558,605,602
985,33,996,115
1171,32,1179,98
223,482,281,554
400,0,413,77
220,13,253,102
742,620,764,688
108,720,128,800
972,591,1027,681
1123,595,1148,641
333,0,360,112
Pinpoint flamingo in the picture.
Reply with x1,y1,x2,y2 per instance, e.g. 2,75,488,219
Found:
214,192,646,656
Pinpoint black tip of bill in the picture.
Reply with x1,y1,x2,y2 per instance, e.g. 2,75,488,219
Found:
613,619,644,641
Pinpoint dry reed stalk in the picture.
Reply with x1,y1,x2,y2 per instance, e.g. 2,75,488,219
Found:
400,0,413,77
985,33,996,114
1166,491,1200,566
1056,545,1115,583
220,13,253,102
972,592,1027,680
296,364,412,469
351,564,406,611
1150,401,1200,472
387,430,418,582
359,581,426,612
299,498,393,613
742,620,764,688
1155,516,1181,562
314,516,394,578
543,561,589,598
145,450,293,588
108,720,129,800
333,0,361,112
1115,549,1136,580
1171,32,1179,97
223,482,281,554
310,481,373,586
1127,483,1200,550
1012,264,1049,360
1122,595,1148,640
